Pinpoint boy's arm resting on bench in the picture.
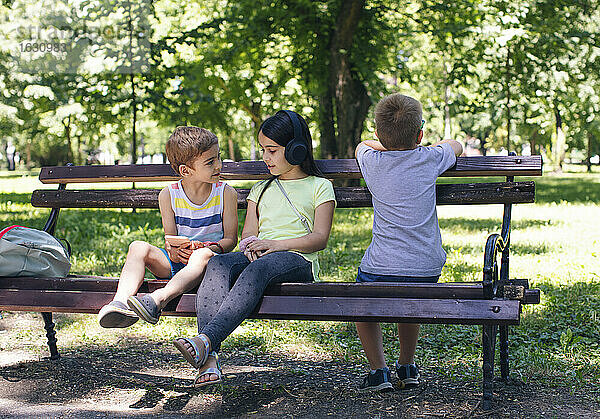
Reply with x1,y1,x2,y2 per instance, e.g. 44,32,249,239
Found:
430,139,463,156
356,139,463,158
355,140,387,157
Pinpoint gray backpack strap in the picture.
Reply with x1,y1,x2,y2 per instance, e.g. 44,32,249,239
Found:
274,179,312,234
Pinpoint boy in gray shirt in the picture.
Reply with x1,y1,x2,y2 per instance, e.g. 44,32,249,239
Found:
355,93,462,391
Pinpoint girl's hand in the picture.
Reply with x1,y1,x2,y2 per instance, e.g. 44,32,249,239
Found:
239,235,259,252
245,239,287,257
243,248,259,262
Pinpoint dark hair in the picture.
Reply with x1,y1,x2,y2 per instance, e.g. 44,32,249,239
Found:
255,110,323,217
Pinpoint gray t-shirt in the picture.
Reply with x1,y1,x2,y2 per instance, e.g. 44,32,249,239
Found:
356,143,457,276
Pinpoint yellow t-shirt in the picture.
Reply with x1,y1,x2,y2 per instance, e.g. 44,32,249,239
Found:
247,176,336,279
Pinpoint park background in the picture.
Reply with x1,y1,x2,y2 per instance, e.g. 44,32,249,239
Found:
1,0,599,417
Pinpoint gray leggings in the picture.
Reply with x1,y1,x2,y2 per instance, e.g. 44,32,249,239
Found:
196,251,314,351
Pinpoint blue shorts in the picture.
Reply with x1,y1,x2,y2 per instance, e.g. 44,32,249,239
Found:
156,248,186,279
355,267,439,283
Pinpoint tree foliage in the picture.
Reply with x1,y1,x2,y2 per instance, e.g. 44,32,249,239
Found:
0,0,598,169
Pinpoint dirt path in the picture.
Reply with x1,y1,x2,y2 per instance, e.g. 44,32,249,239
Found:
1,313,598,418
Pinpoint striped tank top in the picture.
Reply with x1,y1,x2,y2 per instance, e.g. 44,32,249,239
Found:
169,180,225,242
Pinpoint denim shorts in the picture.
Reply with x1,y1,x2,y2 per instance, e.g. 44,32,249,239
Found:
355,267,439,283
156,248,186,279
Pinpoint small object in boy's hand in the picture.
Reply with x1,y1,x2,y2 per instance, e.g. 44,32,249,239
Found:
165,235,190,248
190,241,205,250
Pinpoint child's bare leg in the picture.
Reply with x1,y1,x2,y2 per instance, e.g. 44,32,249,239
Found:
150,247,213,310
397,323,420,365
113,241,171,304
355,322,387,370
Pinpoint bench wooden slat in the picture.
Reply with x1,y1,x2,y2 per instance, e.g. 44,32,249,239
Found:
0,277,540,304
0,276,486,298
38,156,543,184
266,282,540,305
255,296,521,324
0,290,520,325
30,181,535,209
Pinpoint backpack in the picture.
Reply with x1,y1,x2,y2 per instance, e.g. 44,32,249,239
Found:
0,225,71,277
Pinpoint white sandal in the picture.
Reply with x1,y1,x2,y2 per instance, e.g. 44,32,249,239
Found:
173,335,210,368
194,351,222,387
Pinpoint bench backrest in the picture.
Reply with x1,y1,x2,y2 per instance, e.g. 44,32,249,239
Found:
32,156,542,209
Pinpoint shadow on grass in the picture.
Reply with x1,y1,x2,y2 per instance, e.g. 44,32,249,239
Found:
2,324,598,416
0,343,555,417
444,240,552,258
0,346,407,416
439,217,555,232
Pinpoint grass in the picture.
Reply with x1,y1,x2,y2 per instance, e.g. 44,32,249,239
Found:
1,170,599,398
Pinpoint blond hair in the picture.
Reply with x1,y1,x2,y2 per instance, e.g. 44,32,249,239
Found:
375,94,423,149
166,126,218,173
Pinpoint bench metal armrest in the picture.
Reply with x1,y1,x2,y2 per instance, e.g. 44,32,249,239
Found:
483,233,506,298
42,183,66,235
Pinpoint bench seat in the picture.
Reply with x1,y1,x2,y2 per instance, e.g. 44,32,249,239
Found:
0,276,539,324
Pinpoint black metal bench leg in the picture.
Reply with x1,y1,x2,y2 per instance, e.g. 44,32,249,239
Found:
499,325,509,382
482,324,497,410
41,312,60,360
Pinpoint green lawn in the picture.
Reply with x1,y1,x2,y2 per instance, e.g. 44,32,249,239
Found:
1,170,599,398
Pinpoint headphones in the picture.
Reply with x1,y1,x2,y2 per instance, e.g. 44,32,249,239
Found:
281,110,309,165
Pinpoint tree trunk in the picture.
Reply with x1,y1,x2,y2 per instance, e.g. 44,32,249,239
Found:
25,142,32,169
318,87,337,159
322,0,371,160
554,105,566,172
480,127,491,156
250,101,261,160
228,138,235,161
62,115,74,164
587,131,593,173
480,138,487,156
78,137,82,165
529,129,538,156
131,73,137,165
443,61,451,140
505,48,511,153
443,85,451,140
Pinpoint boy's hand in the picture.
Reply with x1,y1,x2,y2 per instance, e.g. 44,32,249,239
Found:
431,139,463,156
166,243,181,263
177,241,204,264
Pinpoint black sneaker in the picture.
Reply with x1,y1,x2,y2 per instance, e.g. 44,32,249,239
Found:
359,367,393,392
127,294,161,324
395,362,420,388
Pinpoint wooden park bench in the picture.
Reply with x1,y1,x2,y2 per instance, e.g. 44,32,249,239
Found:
0,155,542,409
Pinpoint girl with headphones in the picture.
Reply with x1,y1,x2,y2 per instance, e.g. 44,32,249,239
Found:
173,110,336,386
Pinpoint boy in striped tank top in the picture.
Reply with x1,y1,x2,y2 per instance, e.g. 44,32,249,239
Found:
98,127,238,328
